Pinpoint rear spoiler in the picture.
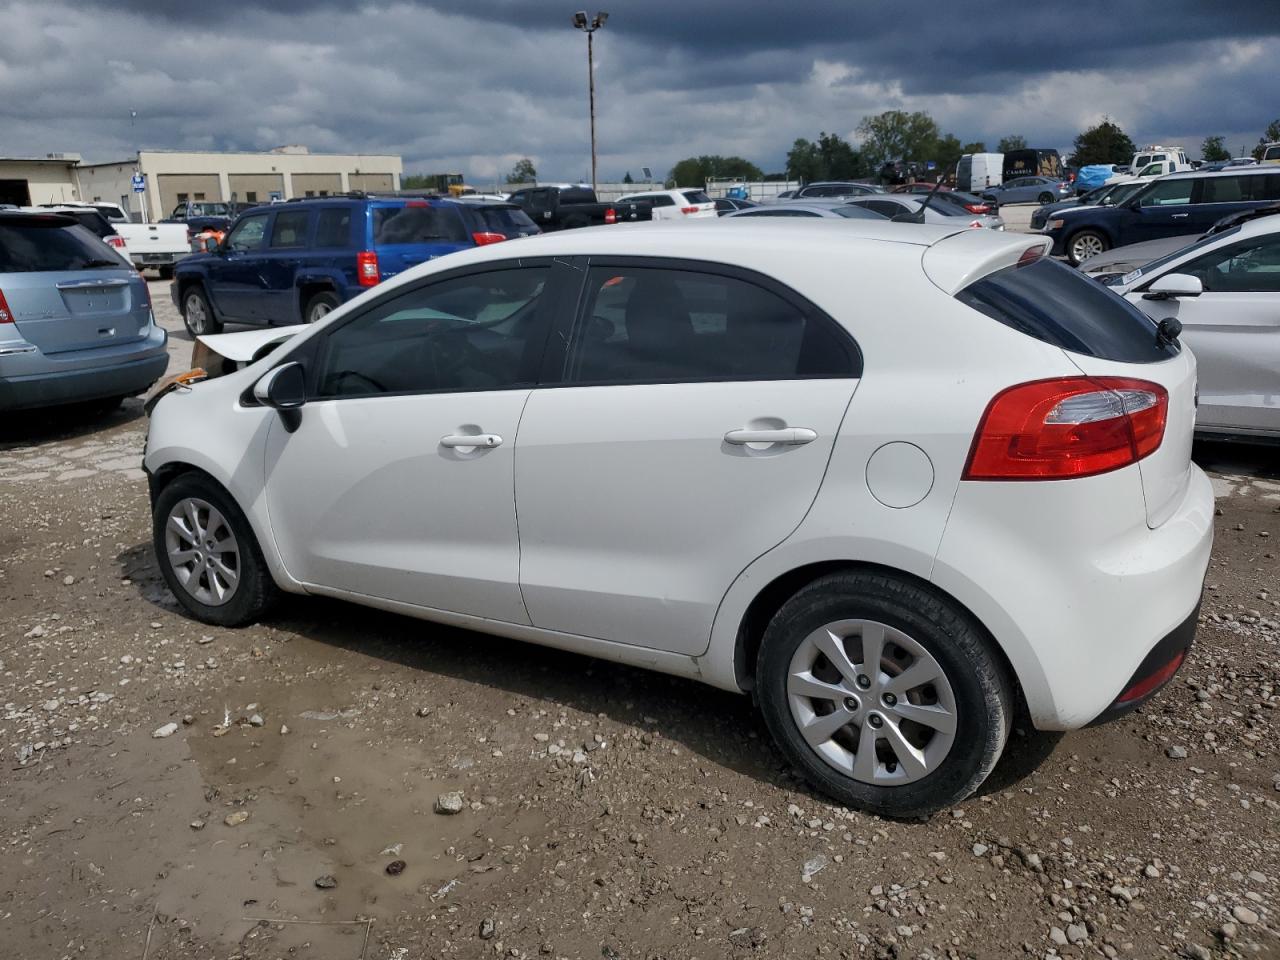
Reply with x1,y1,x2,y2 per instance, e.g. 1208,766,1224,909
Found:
922,232,1052,296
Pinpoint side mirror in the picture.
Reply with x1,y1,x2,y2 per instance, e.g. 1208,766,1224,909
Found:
1143,273,1203,300
252,361,306,432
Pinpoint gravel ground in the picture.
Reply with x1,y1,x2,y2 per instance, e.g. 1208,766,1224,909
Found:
1,280,1277,960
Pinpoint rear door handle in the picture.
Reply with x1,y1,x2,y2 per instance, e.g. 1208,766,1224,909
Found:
440,433,503,448
724,428,817,445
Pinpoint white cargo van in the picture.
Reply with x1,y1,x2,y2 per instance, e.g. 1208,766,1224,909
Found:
957,153,1002,193
1128,145,1190,175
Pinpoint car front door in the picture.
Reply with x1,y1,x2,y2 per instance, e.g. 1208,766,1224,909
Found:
261,260,564,621
513,259,862,656
206,212,270,322
1131,235,1280,434
1123,178,1198,245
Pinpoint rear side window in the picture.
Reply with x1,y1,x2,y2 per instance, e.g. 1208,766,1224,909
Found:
957,257,1177,363
68,211,113,238
269,210,311,248
570,265,859,383
373,205,468,244
0,220,118,272
314,208,352,247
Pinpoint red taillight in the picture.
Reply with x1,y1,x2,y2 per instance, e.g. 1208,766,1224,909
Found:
405,200,428,208
1017,244,1045,266
964,377,1168,481
1115,649,1185,705
964,203,989,214
0,287,12,324
471,231,507,246
681,206,699,215
604,207,617,224
107,235,127,249
357,250,380,287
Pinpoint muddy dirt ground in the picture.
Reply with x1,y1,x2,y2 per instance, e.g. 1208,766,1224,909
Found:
1,281,1277,960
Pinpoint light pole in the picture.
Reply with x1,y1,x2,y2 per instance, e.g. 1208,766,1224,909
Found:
572,10,608,191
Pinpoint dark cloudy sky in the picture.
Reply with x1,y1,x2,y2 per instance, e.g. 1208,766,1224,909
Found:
2,0,1278,183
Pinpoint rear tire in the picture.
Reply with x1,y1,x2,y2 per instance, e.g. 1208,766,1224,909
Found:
303,290,340,324
152,473,278,627
756,570,1012,819
182,286,222,337
1067,229,1109,265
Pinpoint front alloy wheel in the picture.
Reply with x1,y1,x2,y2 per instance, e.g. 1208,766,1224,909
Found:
165,496,240,606
1069,230,1108,264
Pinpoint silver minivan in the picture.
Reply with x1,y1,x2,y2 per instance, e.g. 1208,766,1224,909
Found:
0,211,167,411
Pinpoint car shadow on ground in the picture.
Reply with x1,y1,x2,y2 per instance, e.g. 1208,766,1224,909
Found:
0,396,145,448
1192,438,1280,481
117,541,1065,818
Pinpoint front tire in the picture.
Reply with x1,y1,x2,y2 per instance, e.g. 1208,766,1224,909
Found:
756,571,1012,819
1037,191,1054,204
182,286,222,337
152,473,278,627
1067,229,1109,264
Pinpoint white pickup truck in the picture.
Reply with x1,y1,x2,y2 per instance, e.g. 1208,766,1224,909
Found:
61,201,191,277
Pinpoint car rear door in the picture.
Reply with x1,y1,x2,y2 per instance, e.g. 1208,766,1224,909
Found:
513,258,862,656
370,201,471,280
0,216,151,355
259,207,313,324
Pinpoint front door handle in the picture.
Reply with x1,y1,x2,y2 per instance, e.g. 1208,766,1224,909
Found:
1171,213,1189,219
724,427,817,445
440,433,503,448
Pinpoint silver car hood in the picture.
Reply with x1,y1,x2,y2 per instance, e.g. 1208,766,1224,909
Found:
1078,234,1201,273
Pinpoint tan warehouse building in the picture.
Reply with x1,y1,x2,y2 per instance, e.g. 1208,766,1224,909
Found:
75,147,403,219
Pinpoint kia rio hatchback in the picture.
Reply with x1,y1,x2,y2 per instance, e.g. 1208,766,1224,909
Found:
144,220,1212,817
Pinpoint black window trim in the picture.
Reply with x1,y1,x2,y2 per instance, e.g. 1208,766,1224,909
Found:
546,255,864,389
272,256,568,405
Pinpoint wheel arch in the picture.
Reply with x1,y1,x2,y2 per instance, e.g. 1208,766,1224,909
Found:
176,275,220,322
296,276,341,320
723,559,1025,714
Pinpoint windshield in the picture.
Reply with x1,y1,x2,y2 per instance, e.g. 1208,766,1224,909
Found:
0,220,124,271
680,190,712,204
1123,226,1243,283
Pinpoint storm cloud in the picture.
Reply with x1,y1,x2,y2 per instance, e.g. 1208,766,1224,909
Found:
1,0,1278,182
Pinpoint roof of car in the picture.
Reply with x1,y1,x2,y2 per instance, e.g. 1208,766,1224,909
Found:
1165,166,1279,179
727,202,882,217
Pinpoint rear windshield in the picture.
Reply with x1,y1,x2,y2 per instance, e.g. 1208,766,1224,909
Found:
834,205,886,219
956,256,1178,362
66,211,114,238
373,204,468,244
0,220,121,272
680,190,712,204
465,206,539,237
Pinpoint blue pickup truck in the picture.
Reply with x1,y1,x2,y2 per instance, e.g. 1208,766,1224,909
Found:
171,195,539,335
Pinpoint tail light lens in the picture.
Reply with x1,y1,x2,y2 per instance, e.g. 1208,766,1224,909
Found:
0,287,12,324
964,203,989,213
356,250,380,287
964,377,1168,480
471,231,507,246
680,206,699,215
1115,649,1186,705
107,235,127,249
604,208,617,224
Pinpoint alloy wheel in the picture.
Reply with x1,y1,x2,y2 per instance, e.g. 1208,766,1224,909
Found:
309,301,334,322
165,496,240,606
786,619,957,785
184,294,208,334
1071,233,1105,262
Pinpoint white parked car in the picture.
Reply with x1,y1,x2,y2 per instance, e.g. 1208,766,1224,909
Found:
616,188,716,220
144,220,1211,817
846,194,1005,230
1100,212,1280,439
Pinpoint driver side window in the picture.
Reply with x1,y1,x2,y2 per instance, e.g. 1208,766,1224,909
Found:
1181,238,1280,293
226,214,269,252
315,266,552,398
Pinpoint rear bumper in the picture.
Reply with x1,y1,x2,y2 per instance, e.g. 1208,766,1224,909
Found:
931,465,1213,730
0,332,169,411
1087,598,1198,725
132,252,188,267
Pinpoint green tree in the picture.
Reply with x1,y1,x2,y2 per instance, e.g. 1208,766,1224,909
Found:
932,133,965,174
785,134,871,182
1253,119,1280,160
1068,117,1136,167
401,173,433,189
667,155,763,187
1200,135,1230,162
961,141,987,154
786,138,823,182
856,110,941,167
506,157,537,184
622,171,634,184
997,134,1027,153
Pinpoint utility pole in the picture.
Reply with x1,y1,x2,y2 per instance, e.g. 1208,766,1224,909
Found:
572,11,608,191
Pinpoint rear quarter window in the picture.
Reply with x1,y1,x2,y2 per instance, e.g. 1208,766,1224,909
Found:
956,257,1178,363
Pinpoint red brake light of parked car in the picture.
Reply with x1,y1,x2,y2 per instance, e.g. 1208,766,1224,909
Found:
964,377,1168,481
1115,648,1186,705
0,287,12,324
964,202,989,214
604,208,617,224
1017,244,1045,266
471,231,507,246
681,206,700,215
356,250,380,287
405,200,429,208
106,235,127,249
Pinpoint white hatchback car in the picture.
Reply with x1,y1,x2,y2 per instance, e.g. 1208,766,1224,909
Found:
144,220,1212,817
